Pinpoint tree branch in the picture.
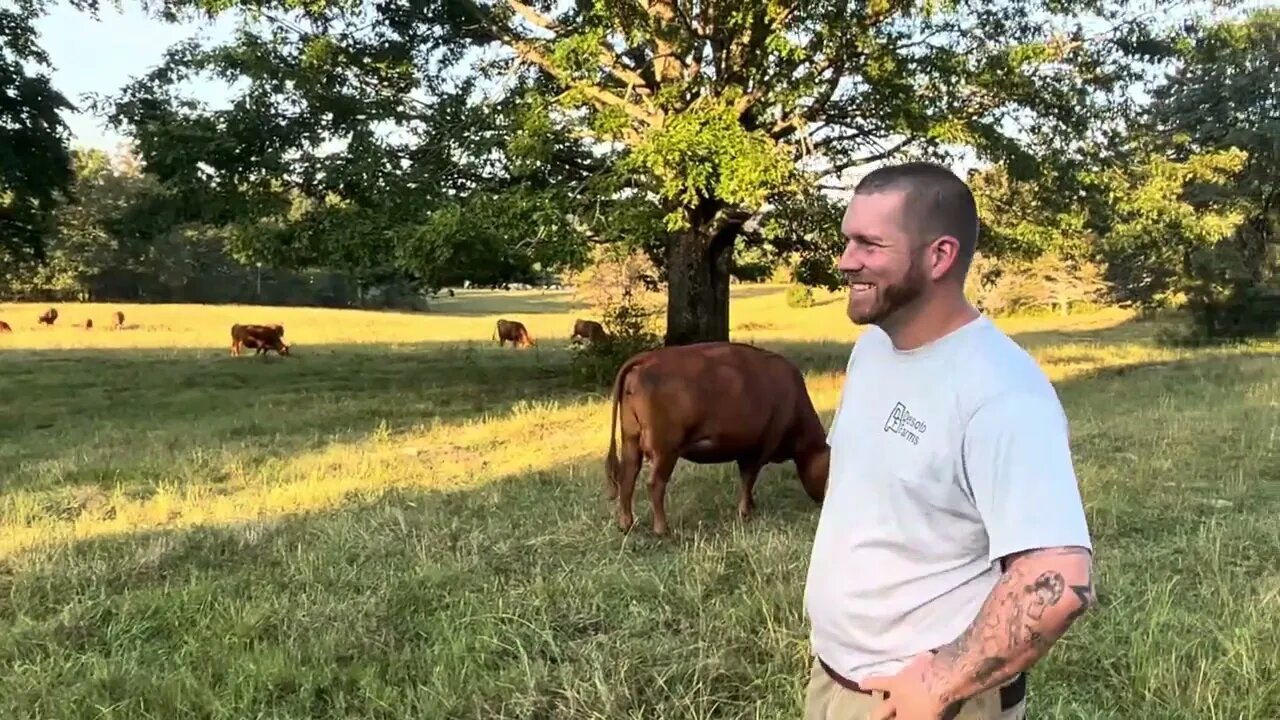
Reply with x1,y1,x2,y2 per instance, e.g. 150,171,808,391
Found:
817,137,917,180
458,0,661,128
454,0,660,129
505,0,560,33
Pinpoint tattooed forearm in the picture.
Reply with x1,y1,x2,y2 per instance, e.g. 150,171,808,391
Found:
924,546,1095,706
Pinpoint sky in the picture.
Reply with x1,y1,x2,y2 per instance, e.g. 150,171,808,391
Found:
33,0,241,152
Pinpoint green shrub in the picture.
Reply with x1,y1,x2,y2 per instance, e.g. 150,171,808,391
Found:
786,283,815,309
1159,282,1280,346
569,289,663,387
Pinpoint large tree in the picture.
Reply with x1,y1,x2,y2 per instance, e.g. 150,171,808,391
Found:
101,0,1192,343
1147,6,1280,290
0,0,88,265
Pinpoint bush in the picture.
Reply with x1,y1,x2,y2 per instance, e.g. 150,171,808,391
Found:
569,289,663,387
786,283,816,308
1159,281,1280,346
966,252,1111,317
567,248,664,387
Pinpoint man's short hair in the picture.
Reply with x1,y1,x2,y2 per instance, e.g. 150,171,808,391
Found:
853,161,980,274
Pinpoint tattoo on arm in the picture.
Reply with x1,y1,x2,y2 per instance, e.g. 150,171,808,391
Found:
928,548,1094,703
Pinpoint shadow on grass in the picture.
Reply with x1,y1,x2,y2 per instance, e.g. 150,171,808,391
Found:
0,433,831,716
0,308,1248,502
0,312,1163,499
0,339,599,496
0,347,1278,717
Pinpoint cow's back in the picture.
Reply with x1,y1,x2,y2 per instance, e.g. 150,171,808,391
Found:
626,342,813,456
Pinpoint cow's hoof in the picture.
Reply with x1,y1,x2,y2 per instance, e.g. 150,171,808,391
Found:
617,514,635,533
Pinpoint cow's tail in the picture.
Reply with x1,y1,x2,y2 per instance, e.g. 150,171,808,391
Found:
605,352,646,494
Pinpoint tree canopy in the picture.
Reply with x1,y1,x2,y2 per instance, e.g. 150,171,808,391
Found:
93,0,1196,343
2,1,1275,343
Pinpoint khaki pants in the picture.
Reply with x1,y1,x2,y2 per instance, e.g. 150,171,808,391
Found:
805,657,1027,720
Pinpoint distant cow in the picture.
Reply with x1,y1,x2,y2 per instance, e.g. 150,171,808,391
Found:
570,319,608,344
604,342,829,536
493,319,535,348
112,311,125,329
0,321,11,333
84,319,93,329
230,323,290,356
37,308,57,326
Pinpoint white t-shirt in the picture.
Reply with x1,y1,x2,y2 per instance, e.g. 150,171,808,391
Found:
804,314,1093,681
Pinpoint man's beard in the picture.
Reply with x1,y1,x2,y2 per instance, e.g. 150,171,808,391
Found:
845,253,929,326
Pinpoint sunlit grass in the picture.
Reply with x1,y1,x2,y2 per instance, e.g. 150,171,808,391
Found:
0,285,1276,718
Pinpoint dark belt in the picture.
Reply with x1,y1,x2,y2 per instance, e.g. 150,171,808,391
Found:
818,656,1027,711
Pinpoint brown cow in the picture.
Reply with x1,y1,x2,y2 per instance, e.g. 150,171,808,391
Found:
0,321,11,333
604,341,829,536
84,319,93,329
570,318,609,345
112,311,125,329
493,318,536,348
37,308,57,325
230,323,290,356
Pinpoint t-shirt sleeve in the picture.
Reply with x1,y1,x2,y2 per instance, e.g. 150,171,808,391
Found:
826,345,859,444
962,390,1093,564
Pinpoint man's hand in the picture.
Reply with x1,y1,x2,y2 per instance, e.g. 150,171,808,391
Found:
858,651,960,720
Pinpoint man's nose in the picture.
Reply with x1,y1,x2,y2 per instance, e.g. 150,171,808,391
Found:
837,241,863,272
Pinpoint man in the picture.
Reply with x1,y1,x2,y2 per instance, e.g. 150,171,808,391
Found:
803,162,1096,720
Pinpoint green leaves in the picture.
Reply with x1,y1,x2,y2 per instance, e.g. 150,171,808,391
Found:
0,0,76,263
626,97,795,230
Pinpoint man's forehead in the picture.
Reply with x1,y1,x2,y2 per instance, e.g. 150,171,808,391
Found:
841,189,908,233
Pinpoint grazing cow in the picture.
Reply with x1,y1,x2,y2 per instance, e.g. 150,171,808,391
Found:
37,308,57,326
570,318,609,345
0,321,11,333
112,311,125,329
230,323,290,356
493,318,536,348
604,341,830,535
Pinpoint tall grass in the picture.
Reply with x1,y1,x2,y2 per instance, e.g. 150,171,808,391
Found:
0,285,1275,718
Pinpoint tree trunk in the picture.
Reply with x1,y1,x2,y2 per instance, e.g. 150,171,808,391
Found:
663,220,736,346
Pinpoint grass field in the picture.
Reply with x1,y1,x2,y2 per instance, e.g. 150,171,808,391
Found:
1,284,1277,719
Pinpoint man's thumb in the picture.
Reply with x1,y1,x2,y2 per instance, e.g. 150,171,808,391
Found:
858,673,891,692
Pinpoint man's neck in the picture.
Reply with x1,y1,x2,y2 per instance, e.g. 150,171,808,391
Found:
879,291,980,352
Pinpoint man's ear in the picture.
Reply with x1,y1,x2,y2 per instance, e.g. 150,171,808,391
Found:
927,235,961,280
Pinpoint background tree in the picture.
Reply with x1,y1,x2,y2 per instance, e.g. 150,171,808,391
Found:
94,0,1192,343
1147,7,1279,298
0,0,87,265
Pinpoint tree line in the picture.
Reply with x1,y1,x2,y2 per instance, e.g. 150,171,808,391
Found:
2,0,1276,342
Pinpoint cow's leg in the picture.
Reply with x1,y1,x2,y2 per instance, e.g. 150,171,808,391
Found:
647,453,678,536
615,437,643,531
736,460,763,520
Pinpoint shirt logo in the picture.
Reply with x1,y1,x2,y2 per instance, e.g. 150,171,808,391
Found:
883,402,927,445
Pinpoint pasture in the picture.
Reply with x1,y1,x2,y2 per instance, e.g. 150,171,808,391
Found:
0,285,1277,719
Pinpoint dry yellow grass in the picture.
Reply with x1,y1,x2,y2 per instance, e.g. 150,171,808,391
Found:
0,285,1276,718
